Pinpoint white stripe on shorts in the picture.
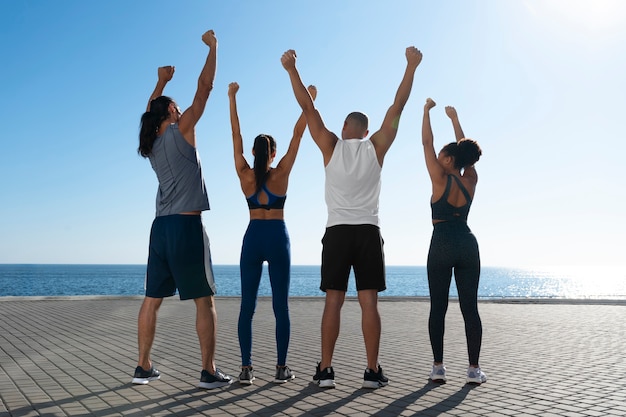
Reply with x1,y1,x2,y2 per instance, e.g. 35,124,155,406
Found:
202,224,217,295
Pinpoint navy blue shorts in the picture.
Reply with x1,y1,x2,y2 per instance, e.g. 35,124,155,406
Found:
320,224,386,292
145,214,216,300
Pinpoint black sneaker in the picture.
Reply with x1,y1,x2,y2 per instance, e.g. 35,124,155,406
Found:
313,362,335,389
274,366,295,383
132,366,161,385
198,368,233,390
239,367,255,385
362,365,389,389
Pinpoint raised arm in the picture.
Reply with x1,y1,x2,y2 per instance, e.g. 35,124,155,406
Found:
370,46,423,164
228,82,250,177
178,29,218,146
446,106,477,181
445,106,465,142
281,50,337,165
422,98,446,185
276,85,317,175
146,66,175,112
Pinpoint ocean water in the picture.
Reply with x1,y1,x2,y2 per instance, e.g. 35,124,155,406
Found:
1,264,625,300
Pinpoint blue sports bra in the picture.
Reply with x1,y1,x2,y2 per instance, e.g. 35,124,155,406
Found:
431,175,472,222
246,183,286,210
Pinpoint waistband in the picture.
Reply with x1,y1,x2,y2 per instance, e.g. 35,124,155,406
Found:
249,219,286,224
433,220,470,230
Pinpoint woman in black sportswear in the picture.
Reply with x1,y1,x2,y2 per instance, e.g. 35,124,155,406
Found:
421,98,486,385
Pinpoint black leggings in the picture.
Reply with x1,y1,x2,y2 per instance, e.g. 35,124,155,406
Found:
427,221,482,365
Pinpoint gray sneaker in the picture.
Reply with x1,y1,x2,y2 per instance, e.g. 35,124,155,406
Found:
239,367,255,385
274,366,295,383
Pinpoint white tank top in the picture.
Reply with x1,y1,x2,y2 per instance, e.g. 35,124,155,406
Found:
325,138,381,227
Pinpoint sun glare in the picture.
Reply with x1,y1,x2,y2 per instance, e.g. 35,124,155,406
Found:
524,0,626,33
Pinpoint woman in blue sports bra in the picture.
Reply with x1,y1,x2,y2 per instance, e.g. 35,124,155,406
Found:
421,98,486,385
228,82,317,385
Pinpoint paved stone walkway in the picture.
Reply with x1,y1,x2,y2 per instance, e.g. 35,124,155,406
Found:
0,296,625,416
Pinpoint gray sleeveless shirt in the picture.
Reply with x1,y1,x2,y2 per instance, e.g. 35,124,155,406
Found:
149,124,210,216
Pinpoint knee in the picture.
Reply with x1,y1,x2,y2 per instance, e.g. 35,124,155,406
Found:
194,295,216,312
429,299,449,315
273,308,290,325
325,294,343,307
459,304,480,322
141,297,163,313
239,303,256,319
357,289,378,306
272,299,289,314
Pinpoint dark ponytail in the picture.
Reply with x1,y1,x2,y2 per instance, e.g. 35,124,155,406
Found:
455,139,482,169
441,139,482,170
138,96,173,157
252,134,276,191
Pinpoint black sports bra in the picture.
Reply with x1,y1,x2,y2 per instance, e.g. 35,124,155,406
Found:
430,175,472,222
246,183,286,210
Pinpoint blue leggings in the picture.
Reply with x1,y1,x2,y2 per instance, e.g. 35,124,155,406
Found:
427,221,482,365
238,220,291,366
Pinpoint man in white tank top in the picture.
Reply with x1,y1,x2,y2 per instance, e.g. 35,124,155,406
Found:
282,47,423,389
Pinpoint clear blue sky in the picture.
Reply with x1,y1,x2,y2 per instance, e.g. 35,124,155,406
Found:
1,0,625,268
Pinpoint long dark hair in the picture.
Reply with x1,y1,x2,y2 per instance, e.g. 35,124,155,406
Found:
252,134,276,191
138,96,173,157
441,139,482,170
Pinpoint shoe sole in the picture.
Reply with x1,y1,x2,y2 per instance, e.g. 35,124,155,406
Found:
198,379,233,389
239,378,255,385
362,380,388,389
317,379,336,388
132,376,160,385
274,375,295,384
466,378,487,385
430,376,447,383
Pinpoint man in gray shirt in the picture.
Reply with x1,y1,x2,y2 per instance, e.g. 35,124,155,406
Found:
134,29,231,390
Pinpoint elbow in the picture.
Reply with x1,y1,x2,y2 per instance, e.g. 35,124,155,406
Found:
392,101,405,113
301,102,317,117
199,80,214,95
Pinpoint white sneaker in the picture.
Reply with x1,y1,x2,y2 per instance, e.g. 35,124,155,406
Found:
466,366,487,385
429,364,447,382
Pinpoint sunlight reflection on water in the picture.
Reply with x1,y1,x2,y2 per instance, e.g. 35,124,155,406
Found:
1,264,625,299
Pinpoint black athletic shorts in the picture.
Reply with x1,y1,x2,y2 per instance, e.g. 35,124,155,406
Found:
145,214,216,300
320,224,386,292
